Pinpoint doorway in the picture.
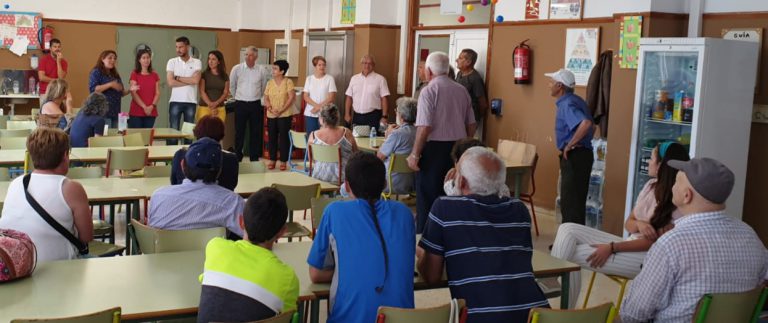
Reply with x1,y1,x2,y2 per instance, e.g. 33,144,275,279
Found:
412,29,489,95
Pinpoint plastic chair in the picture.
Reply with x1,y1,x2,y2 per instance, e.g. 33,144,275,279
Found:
129,218,225,254
239,161,266,174
67,167,114,242
583,272,631,311
181,122,195,136
519,154,540,236
382,153,415,200
124,128,155,146
122,133,145,147
497,139,539,236
88,136,125,147
693,286,768,323
310,197,342,238
7,120,37,130
0,168,9,181
11,306,121,323
528,302,616,323
308,143,342,185
248,310,299,323
23,150,34,174
143,165,172,178
376,299,467,323
288,130,308,174
67,167,104,179
0,115,8,129
105,148,149,178
31,108,40,119
0,137,28,149
0,128,32,137
271,183,319,242
88,240,126,258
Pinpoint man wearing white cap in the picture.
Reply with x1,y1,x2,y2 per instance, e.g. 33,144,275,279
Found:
546,68,594,225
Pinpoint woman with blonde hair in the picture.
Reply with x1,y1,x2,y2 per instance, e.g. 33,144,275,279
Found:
39,79,72,128
302,56,336,136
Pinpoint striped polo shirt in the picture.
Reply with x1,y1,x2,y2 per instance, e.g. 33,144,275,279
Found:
419,195,549,323
198,238,299,322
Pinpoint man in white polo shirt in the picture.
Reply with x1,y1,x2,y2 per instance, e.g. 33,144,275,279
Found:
166,36,202,144
344,54,390,130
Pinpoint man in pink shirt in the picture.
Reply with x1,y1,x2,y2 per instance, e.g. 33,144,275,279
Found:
38,38,68,97
344,54,390,130
407,51,476,233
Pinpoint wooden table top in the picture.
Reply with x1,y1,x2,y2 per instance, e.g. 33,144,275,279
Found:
151,128,190,140
0,146,185,166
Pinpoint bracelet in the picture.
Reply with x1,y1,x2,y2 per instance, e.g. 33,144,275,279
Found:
610,241,616,254
409,154,421,159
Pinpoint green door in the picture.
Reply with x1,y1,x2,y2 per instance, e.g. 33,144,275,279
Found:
116,27,216,129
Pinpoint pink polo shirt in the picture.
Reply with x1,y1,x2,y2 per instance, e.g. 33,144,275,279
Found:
415,75,475,141
345,71,390,114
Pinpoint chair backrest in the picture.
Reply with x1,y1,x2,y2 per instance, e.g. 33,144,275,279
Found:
272,183,321,212
105,148,148,177
106,128,120,136
122,133,145,147
693,286,767,323
89,136,125,148
31,108,40,119
67,167,103,179
143,165,172,178
308,143,342,184
11,306,121,323
0,167,10,181
289,130,307,149
250,310,298,323
528,302,615,323
7,120,37,131
310,197,342,236
23,150,34,174
181,122,195,136
124,128,154,146
497,139,537,194
0,115,8,129
130,219,225,254
376,299,467,323
0,137,28,149
0,128,31,138
239,161,266,174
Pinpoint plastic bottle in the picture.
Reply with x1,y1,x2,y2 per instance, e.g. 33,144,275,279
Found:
28,76,36,95
369,126,376,148
672,90,683,122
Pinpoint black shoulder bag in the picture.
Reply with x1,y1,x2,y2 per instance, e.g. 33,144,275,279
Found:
23,174,89,255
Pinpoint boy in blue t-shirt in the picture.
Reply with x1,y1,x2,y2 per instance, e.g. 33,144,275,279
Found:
308,152,415,323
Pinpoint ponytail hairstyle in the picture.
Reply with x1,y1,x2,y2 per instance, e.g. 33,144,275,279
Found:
650,142,690,230
345,151,388,293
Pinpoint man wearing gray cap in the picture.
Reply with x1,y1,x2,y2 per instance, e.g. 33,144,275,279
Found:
621,158,768,323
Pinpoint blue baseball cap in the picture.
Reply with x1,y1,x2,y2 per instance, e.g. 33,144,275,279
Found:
185,137,222,170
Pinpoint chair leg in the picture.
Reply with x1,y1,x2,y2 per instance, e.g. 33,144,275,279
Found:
582,271,598,309
613,277,629,312
527,196,540,236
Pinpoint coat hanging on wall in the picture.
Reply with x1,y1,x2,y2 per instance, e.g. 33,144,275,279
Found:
586,50,612,138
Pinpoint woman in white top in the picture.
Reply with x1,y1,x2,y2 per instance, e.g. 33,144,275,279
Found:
303,56,337,136
551,141,689,308
0,128,93,262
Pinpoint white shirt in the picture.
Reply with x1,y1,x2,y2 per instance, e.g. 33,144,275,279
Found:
345,71,390,114
229,63,269,102
166,56,202,103
303,74,337,117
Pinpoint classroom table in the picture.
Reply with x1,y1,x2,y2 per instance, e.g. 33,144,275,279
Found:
0,145,186,167
356,136,384,153
151,128,191,141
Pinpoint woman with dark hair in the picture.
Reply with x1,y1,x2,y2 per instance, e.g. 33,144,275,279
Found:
263,60,296,170
307,104,358,184
302,56,336,136
69,93,109,148
88,50,136,128
170,115,239,190
308,152,415,322
128,49,160,128
198,50,230,122
551,141,690,308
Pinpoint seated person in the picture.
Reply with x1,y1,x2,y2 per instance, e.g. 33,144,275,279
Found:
149,137,244,238
376,97,417,195
621,158,768,323
69,93,108,148
443,138,484,196
198,187,299,322
39,79,73,129
0,128,93,262
307,104,358,185
551,142,689,308
171,115,238,190
418,147,549,322
308,152,415,322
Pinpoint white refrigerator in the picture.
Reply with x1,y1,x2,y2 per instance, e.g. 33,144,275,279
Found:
624,38,759,227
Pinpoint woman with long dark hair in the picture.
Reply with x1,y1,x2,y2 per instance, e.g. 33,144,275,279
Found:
88,50,136,128
551,141,690,308
197,50,230,122
128,49,160,128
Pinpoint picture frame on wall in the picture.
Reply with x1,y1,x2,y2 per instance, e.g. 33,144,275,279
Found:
525,0,543,20
564,27,600,86
549,0,583,20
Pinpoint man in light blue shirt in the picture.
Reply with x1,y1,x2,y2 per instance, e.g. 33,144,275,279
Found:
149,137,244,238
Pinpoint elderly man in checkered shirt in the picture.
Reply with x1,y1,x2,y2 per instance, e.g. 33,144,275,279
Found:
620,158,768,323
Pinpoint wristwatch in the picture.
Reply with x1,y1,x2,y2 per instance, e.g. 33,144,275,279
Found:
408,153,421,160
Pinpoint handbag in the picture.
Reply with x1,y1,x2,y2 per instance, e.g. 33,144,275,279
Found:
23,174,89,255
0,228,37,282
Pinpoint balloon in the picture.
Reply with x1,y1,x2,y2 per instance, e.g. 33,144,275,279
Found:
496,15,504,23
491,0,499,4
480,0,489,6
466,4,474,11
3,4,8,9
458,15,466,23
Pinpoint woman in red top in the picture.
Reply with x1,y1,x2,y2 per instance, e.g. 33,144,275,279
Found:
128,49,160,128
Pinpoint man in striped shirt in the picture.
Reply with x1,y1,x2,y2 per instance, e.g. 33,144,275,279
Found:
417,147,549,322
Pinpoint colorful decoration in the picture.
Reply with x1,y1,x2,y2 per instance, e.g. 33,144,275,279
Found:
466,4,474,11
341,0,356,24
458,15,466,23
0,12,42,49
525,0,540,20
480,0,489,6
3,4,9,9
492,0,499,4
496,15,504,23
619,16,643,69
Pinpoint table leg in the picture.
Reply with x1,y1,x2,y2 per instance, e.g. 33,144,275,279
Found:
310,299,320,323
561,272,570,309
297,300,306,322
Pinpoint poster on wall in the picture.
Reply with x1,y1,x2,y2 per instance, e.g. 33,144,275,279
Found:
0,11,42,50
341,0,356,24
619,16,642,69
525,0,542,20
722,28,762,91
549,0,583,20
564,27,600,86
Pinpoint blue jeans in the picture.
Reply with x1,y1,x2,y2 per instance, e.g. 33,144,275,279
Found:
304,116,320,139
128,116,156,128
169,102,196,145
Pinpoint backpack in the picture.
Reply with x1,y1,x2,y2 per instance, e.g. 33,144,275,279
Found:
0,228,37,282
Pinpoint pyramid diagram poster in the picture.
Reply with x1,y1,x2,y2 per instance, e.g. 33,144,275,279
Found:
564,27,600,86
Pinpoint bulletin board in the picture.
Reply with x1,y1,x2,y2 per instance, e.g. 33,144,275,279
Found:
0,11,42,49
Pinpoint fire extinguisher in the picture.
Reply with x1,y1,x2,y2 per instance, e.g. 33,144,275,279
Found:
38,26,54,52
513,39,531,84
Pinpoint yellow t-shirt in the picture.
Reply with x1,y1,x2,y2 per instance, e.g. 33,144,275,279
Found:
265,78,296,118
